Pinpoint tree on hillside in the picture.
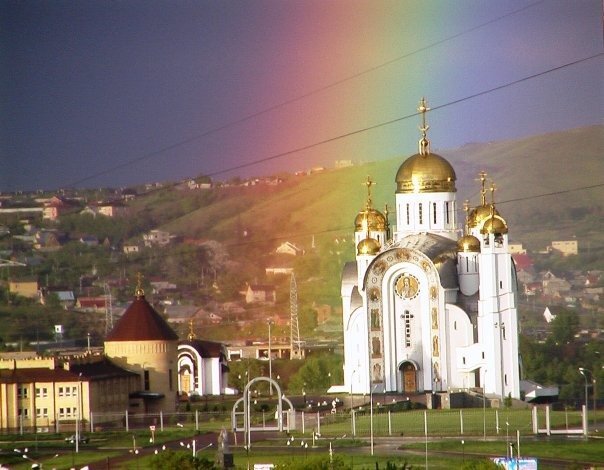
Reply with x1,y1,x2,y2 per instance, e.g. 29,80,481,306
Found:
549,309,579,345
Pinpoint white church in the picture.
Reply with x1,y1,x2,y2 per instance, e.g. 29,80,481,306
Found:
339,98,520,400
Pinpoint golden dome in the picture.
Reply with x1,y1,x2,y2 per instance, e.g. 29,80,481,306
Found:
357,237,381,256
395,152,457,193
480,214,509,235
355,208,386,232
468,204,500,229
457,234,481,253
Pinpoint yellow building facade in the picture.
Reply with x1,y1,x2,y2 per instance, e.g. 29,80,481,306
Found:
0,355,138,432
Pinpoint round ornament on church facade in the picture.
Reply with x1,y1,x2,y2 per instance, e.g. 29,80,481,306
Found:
394,273,420,299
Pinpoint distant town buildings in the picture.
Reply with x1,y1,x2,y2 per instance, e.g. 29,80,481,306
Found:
550,240,578,256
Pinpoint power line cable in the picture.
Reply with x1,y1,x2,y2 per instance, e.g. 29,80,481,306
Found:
65,1,547,188
203,53,603,179
89,50,602,202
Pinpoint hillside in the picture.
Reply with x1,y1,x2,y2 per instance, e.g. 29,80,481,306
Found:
150,125,603,252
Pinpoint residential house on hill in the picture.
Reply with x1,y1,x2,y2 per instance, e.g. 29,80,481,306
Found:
33,230,65,251
40,287,75,309
81,201,128,218
541,271,572,298
163,305,198,324
8,279,39,299
75,297,107,312
524,282,542,297
275,241,303,256
244,284,276,305
79,235,99,247
543,305,566,323
550,240,578,256
42,196,79,221
143,230,171,247
122,244,140,254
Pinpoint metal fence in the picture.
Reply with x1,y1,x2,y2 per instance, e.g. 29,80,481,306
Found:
1,406,587,439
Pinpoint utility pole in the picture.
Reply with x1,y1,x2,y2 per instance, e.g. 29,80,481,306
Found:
290,273,301,359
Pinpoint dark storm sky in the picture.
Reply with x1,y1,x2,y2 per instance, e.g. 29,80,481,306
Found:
1,0,602,192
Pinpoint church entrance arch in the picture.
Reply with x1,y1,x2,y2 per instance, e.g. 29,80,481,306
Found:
399,361,418,393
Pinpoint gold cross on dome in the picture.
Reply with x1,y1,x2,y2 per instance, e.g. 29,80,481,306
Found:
135,272,145,298
363,176,376,206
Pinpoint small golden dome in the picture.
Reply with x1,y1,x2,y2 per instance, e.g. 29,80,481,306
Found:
457,234,481,253
355,208,386,232
467,204,500,228
395,152,457,193
480,214,509,235
357,237,381,256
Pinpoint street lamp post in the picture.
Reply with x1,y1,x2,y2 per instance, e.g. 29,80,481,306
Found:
579,367,591,431
483,369,487,441
350,369,356,410
268,319,274,395
370,384,378,456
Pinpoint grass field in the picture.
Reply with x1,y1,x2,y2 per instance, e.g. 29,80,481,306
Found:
0,407,600,469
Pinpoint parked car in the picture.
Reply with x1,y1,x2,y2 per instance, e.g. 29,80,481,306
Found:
65,434,89,444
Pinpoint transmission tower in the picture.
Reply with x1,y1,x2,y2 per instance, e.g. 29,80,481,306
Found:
104,283,114,335
289,273,302,359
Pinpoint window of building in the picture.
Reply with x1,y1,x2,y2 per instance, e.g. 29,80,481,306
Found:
72,386,78,396
169,370,173,391
35,387,48,398
17,387,28,398
36,408,48,418
18,408,29,417
406,204,410,225
445,202,450,224
505,374,508,386
419,204,423,224
144,370,150,391
433,202,437,224
58,387,65,397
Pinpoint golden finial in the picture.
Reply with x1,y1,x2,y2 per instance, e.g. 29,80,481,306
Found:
384,203,391,240
488,182,498,219
476,171,488,206
134,272,145,298
417,97,431,155
187,319,196,341
463,200,470,235
363,176,376,208
490,182,497,205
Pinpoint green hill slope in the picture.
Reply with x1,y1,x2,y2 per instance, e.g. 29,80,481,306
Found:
159,125,602,251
